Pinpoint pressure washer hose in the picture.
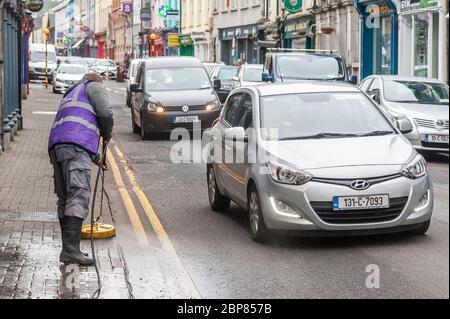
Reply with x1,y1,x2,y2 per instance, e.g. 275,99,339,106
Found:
89,142,109,299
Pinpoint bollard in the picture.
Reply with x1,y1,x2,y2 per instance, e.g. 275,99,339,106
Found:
11,112,18,136
2,122,11,151
14,109,23,130
8,115,15,142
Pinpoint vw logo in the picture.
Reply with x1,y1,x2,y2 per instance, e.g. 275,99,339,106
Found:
182,105,190,113
436,120,447,127
350,180,371,190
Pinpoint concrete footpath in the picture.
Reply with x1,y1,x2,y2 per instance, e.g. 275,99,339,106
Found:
0,84,132,299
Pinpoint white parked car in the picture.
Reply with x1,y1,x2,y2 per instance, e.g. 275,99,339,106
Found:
53,64,88,93
92,59,117,79
360,75,449,153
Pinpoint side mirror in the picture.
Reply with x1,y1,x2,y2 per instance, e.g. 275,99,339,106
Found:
262,71,272,82
213,78,222,90
350,75,358,85
224,127,248,142
130,83,142,93
396,118,413,134
371,90,381,104
232,76,239,82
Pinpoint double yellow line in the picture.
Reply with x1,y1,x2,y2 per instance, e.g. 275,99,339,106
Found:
107,141,201,299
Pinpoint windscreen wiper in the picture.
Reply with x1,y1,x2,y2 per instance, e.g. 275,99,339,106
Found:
279,133,360,141
358,130,395,137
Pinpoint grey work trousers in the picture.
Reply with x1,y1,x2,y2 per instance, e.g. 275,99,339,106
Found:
50,145,93,220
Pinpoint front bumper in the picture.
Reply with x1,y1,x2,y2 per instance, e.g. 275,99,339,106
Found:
255,172,433,233
405,123,449,152
141,109,221,133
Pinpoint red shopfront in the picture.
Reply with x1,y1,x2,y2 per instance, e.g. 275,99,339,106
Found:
95,32,108,59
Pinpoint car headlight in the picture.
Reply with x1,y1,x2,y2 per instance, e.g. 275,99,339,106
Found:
206,99,221,111
267,161,313,185
402,154,427,179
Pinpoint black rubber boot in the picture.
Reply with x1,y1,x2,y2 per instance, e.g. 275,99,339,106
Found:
60,216,95,266
59,218,89,257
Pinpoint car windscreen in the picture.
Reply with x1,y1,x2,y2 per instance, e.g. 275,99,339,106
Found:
217,67,238,83
30,51,57,63
145,67,212,91
58,65,87,74
69,59,88,66
260,93,394,141
384,80,449,105
276,55,345,80
243,67,263,82
98,60,116,67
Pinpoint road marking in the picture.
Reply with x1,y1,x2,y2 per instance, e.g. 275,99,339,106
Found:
107,148,149,247
112,143,202,299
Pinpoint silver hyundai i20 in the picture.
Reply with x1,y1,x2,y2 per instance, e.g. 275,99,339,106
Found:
206,82,433,242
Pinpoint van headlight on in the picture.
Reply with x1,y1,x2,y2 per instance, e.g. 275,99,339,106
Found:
267,162,313,185
206,99,221,111
402,154,427,179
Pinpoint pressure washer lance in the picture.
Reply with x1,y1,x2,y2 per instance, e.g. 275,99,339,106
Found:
89,142,109,299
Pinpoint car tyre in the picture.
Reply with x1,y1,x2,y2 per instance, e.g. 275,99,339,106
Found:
207,165,230,212
410,220,431,235
248,185,270,243
131,110,140,134
140,115,151,140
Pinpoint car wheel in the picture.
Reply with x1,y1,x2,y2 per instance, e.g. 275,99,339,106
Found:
131,109,140,134
207,165,230,212
248,185,270,243
409,220,431,235
140,115,150,140
53,85,57,93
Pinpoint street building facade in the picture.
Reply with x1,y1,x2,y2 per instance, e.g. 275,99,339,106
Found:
212,0,264,65
355,0,399,79
397,0,448,82
180,0,212,61
313,0,360,77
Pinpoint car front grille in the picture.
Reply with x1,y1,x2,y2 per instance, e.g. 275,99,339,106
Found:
421,141,449,149
164,105,206,112
414,118,450,130
310,197,409,225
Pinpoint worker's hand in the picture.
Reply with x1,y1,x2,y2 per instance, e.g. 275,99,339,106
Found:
94,158,108,171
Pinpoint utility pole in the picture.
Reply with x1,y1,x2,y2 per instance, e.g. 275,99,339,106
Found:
43,28,49,89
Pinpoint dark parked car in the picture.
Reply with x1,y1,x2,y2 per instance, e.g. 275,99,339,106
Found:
262,49,357,84
130,57,222,139
210,65,238,103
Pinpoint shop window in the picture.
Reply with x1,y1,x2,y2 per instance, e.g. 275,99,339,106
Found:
373,16,392,75
414,13,429,77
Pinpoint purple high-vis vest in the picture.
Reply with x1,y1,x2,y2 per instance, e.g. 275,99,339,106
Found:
48,81,101,155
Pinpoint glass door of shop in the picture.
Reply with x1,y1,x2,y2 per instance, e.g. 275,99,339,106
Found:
373,16,392,75
412,11,439,78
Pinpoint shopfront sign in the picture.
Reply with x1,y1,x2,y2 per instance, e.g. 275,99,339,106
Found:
26,0,44,12
400,0,438,12
220,25,258,40
179,35,194,46
168,34,181,47
284,0,302,14
284,16,312,38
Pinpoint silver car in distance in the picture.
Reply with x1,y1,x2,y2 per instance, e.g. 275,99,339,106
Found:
206,82,433,242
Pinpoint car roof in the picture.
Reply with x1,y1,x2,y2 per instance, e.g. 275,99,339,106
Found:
255,82,360,96
143,57,203,68
370,75,445,84
60,64,86,68
242,64,263,69
272,52,342,58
